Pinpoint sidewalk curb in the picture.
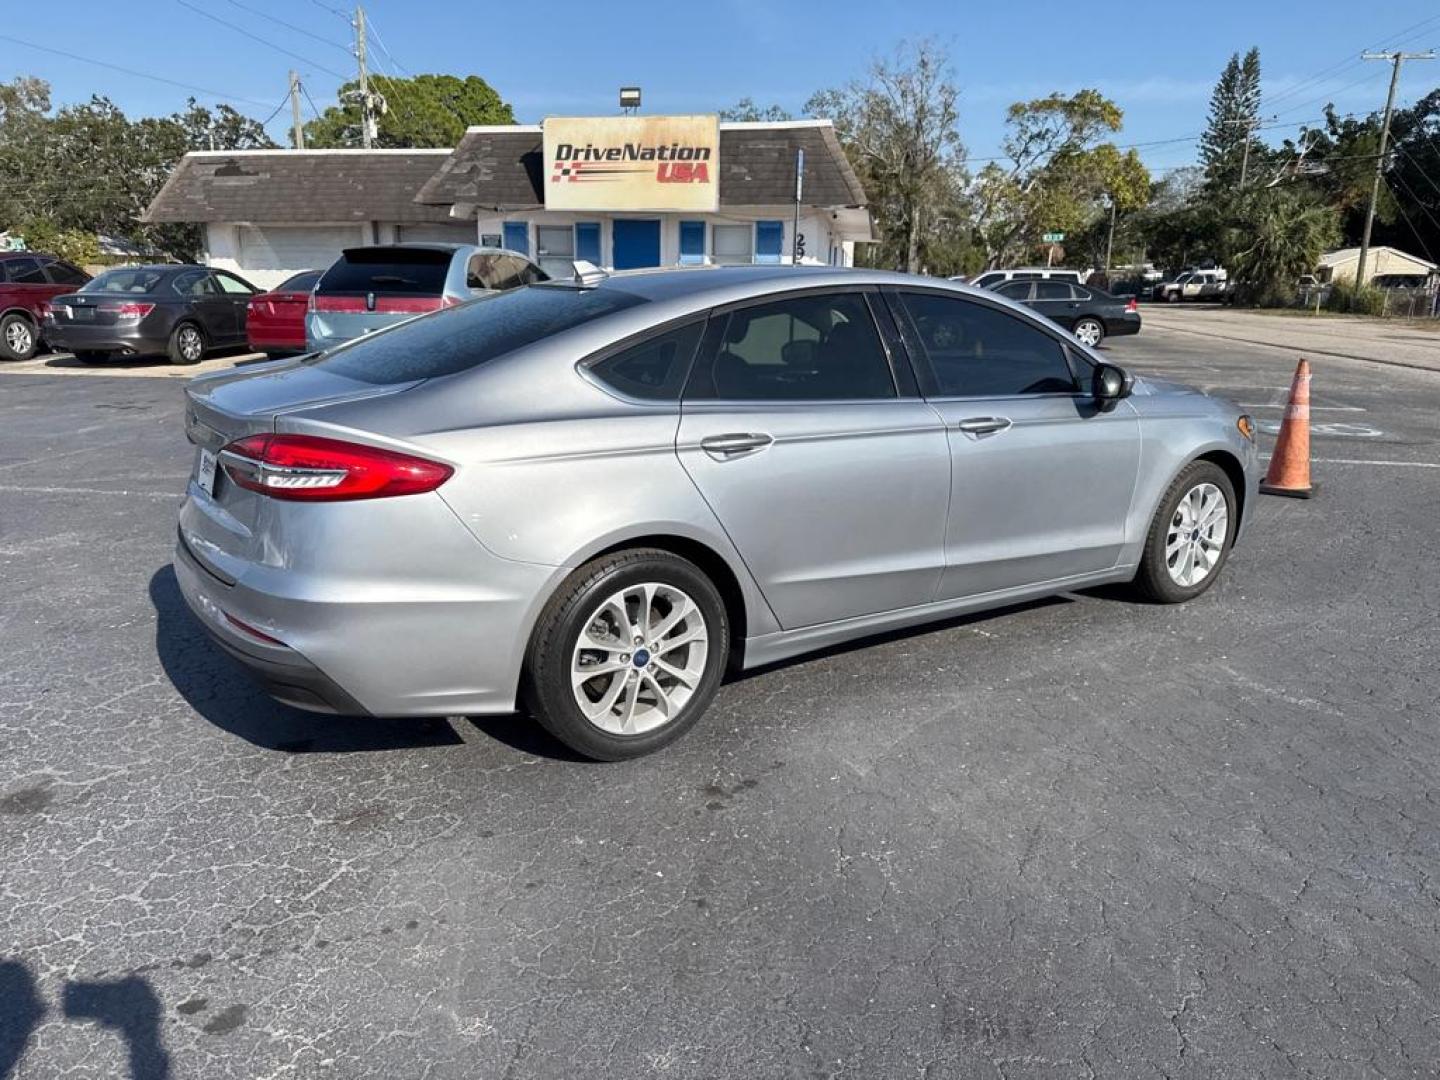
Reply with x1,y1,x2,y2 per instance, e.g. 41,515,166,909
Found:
1143,319,1440,375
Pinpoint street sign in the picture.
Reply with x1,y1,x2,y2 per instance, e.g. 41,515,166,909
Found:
1042,232,1065,243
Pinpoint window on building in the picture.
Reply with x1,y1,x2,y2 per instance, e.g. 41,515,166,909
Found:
679,221,706,265
575,223,601,265
755,221,784,264
588,320,704,401
502,222,529,255
693,292,895,401
480,233,503,249
898,292,1078,398
712,224,753,265
535,225,576,279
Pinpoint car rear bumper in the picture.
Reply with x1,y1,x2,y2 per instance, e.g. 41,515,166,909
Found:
1109,315,1142,336
175,491,563,717
43,321,168,356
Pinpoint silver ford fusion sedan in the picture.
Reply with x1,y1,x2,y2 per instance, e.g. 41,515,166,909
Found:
176,265,1258,760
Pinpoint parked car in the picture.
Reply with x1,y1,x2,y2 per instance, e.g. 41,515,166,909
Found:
992,279,1141,347
247,270,319,357
44,265,259,365
1155,269,1229,302
962,267,1089,290
306,244,547,352
176,265,1257,761
0,252,92,361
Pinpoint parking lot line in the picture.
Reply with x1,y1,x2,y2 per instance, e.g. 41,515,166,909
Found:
0,483,183,499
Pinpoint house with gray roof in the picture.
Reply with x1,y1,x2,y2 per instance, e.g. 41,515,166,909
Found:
144,119,874,289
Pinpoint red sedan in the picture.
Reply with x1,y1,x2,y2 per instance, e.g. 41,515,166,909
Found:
246,270,319,356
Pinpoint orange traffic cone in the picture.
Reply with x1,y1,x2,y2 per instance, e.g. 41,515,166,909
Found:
1259,359,1316,498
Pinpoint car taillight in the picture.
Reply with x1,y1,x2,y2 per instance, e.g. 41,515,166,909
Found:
1126,298,1138,312
99,302,155,321
375,296,444,314
250,298,273,315
219,434,453,501
312,296,367,313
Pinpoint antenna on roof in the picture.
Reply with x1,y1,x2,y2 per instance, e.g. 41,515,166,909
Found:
570,260,609,288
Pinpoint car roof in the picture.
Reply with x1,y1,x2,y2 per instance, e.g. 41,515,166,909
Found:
565,264,945,303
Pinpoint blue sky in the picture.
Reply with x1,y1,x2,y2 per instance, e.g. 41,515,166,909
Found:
4,0,1439,175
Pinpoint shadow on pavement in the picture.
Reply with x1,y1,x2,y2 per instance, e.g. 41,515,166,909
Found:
63,977,171,1080
149,565,463,754
0,961,44,1079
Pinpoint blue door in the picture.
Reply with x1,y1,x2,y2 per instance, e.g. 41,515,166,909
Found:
612,219,661,269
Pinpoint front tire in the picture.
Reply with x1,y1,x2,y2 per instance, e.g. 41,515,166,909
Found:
1073,317,1104,348
0,312,38,361
168,322,206,366
523,549,730,760
1132,461,1236,603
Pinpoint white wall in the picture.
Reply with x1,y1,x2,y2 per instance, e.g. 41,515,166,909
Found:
474,208,856,269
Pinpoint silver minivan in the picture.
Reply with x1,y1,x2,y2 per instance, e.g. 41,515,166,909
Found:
305,244,546,351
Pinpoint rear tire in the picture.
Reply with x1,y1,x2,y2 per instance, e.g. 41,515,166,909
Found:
168,322,206,366
1073,317,1105,348
0,312,38,361
1131,461,1236,603
523,549,729,761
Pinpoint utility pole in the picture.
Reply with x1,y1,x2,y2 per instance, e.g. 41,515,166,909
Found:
1356,50,1434,288
1104,194,1117,273
1222,117,1262,188
347,5,384,148
288,70,305,150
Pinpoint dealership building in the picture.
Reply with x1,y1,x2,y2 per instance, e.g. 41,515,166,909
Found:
145,116,874,289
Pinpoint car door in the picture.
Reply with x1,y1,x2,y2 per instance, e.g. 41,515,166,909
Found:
171,270,231,340
1029,280,1081,330
887,288,1140,600
676,288,951,630
211,270,257,342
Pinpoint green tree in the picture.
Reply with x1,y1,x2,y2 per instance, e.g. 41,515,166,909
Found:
1199,48,1263,192
807,39,967,273
718,98,792,122
1230,189,1339,306
971,89,1149,268
304,74,514,148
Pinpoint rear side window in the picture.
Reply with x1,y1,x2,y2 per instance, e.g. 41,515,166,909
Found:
310,284,646,384
45,261,89,286
467,253,535,291
1034,281,1074,300
317,249,450,295
690,292,895,401
587,321,705,401
898,292,1078,397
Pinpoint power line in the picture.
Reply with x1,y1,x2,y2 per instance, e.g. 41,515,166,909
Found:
172,0,349,82
0,32,274,109
365,14,412,78
1384,176,1436,262
310,0,351,19
301,81,326,122
224,0,352,54
1263,12,1440,112
1395,146,1440,200
1388,169,1440,236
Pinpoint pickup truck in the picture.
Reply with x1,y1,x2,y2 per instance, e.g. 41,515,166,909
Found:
1155,270,1229,302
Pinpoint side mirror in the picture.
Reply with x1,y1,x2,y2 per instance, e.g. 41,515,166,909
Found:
1092,362,1132,405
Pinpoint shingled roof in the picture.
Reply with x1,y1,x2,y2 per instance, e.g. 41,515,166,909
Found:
413,120,868,210
143,149,460,224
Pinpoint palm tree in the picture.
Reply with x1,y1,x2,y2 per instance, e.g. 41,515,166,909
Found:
1230,190,1339,307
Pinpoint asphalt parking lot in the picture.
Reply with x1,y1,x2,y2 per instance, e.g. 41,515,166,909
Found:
3,313,1439,1078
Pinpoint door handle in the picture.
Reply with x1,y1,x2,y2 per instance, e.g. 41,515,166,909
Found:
700,432,773,459
955,416,1012,435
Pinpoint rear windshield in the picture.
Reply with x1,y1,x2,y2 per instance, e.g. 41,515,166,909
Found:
83,268,166,294
317,249,451,295
278,270,320,292
309,284,647,384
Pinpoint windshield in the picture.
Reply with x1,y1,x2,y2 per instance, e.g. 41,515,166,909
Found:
309,284,647,385
317,249,452,295
82,268,166,294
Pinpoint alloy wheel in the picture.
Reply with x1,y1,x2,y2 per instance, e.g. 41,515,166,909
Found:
1074,320,1103,347
5,320,33,357
570,582,709,735
1166,482,1228,587
179,327,203,362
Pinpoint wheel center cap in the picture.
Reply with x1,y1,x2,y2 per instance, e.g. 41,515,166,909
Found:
632,648,651,669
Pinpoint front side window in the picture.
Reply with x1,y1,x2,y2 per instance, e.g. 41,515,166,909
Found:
171,271,213,297
4,257,46,285
712,224,753,266
214,271,255,295
588,321,705,401
898,292,1078,398
693,292,895,401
